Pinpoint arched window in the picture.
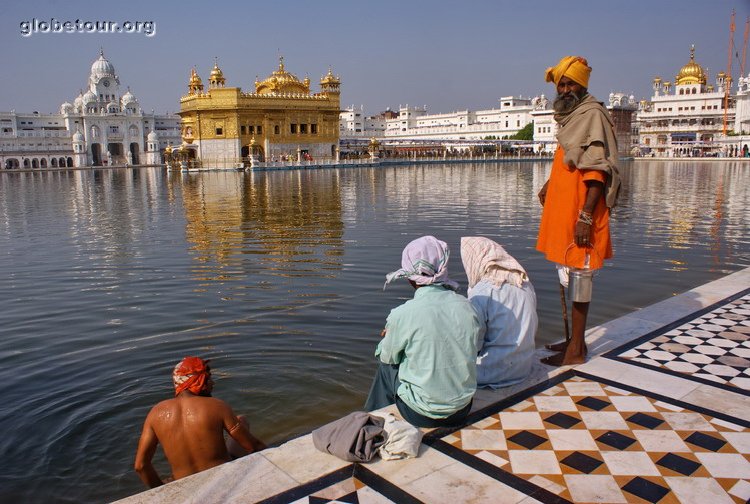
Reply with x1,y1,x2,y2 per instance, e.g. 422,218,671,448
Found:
67,157,74,167
679,89,684,95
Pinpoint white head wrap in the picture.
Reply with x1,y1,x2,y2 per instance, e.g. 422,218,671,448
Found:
385,236,458,290
460,236,528,289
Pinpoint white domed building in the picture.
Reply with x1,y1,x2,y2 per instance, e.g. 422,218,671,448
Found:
59,50,181,166
0,50,181,169
634,45,738,157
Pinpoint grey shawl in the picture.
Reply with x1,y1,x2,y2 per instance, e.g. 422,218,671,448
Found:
555,94,622,208
312,411,387,462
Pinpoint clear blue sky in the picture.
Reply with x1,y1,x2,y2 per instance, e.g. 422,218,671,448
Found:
2,0,749,115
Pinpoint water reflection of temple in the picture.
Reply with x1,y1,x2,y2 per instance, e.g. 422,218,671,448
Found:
616,161,748,270
175,171,344,283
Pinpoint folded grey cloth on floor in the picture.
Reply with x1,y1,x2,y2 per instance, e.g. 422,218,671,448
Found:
312,411,387,462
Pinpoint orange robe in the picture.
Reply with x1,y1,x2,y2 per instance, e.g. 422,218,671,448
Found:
536,146,612,270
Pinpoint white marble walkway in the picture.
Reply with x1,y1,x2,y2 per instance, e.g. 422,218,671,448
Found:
114,267,750,504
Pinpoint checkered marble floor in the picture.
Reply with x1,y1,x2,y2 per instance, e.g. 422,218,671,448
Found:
426,372,750,504
262,466,421,504
288,477,390,504
605,291,750,394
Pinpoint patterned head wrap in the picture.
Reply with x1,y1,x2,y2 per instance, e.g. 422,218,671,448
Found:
545,56,591,88
172,356,211,396
460,236,528,289
385,235,458,290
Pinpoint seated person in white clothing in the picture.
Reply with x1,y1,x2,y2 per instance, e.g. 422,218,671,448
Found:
460,236,538,388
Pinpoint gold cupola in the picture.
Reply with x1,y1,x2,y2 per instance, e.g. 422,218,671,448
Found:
320,68,341,94
675,45,707,86
208,59,226,88
188,68,204,95
320,68,340,86
255,56,310,95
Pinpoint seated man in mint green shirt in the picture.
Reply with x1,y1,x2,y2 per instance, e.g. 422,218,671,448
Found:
364,235,485,428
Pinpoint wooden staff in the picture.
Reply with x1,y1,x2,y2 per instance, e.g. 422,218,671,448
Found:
559,282,570,342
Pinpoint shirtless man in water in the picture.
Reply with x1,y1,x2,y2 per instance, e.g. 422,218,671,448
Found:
134,356,266,488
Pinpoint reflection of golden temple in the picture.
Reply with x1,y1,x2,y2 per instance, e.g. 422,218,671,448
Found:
179,57,341,170
175,171,344,283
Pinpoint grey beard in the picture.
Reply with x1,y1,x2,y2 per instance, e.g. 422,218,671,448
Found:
553,91,584,114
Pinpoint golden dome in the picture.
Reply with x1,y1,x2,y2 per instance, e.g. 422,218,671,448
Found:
208,59,226,88
675,45,706,86
190,68,202,84
188,68,204,95
320,68,340,86
209,62,224,81
255,56,310,95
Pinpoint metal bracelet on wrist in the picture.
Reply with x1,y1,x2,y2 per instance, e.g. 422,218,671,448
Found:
577,209,593,226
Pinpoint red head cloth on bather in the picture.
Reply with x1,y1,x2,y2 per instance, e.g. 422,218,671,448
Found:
172,356,210,396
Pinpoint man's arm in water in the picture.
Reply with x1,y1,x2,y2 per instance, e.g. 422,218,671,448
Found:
134,412,164,488
223,406,266,453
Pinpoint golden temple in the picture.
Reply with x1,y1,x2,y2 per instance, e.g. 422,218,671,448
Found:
178,57,341,167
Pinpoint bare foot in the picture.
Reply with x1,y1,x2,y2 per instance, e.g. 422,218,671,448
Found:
540,351,586,367
544,341,588,355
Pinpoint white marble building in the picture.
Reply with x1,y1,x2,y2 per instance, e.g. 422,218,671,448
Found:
732,72,750,156
384,97,534,140
1,51,181,169
0,112,74,169
339,105,387,138
635,46,735,157
530,92,636,157
339,96,537,142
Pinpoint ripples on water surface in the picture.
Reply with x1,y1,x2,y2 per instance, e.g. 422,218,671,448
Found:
0,160,747,502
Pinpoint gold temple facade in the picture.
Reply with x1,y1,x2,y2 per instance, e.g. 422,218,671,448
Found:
178,57,341,167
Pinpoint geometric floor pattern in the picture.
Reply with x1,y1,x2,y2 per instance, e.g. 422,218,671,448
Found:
429,372,750,504
261,465,422,504
288,477,394,504
605,291,750,395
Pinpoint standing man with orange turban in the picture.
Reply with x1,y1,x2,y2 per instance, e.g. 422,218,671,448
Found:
536,56,621,366
134,357,266,488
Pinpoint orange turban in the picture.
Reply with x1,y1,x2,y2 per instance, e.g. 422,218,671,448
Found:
545,56,591,88
172,356,210,396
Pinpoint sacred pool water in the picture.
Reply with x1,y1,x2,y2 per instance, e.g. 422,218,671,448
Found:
0,160,747,502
